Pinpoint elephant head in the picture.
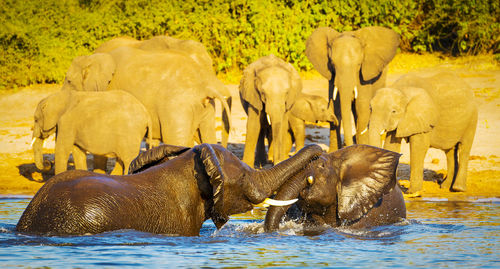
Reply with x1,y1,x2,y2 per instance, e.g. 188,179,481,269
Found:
32,90,72,171
368,86,439,148
265,144,404,231
240,54,302,164
305,26,399,147
291,93,338,124
62,53,116,92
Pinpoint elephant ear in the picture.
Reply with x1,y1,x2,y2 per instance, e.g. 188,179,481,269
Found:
81,53,116,92
239,59,263,111
354,26,400,81
196,144,229,229
332,144,400,222
305,27,341,80
396,87,439,138
128,144,190,174
292,95,316,122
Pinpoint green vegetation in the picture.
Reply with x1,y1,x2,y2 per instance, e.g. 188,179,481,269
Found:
1,0,498,89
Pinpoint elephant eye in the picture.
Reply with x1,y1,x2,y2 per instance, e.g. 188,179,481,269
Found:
391,109,397,113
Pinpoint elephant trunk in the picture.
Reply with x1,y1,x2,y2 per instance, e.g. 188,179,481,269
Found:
248,144,322,204
33,137,51,172
267,104,288,164
264,168,310,232
336,70,358,147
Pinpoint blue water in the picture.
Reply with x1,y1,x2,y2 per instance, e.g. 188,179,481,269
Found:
1,196,499,268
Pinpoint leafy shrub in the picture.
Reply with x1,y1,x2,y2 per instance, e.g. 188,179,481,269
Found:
1,0,498,89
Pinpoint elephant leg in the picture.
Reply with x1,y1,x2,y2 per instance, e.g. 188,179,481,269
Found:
354,92,371,145
384,131,402,153
110,158,124,175
452,120,476,192
408,133,430,194
440,147,457,190
72,145,88,171
199,100,217,144
93,155,108,174
290,117,305,153
328,97,342,152
243,107,261,167
54,136,73,175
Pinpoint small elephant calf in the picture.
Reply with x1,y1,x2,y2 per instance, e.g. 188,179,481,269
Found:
32,89,152,175
286,93,338,153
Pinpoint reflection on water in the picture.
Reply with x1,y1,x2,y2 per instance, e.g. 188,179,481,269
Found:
1,196,499,268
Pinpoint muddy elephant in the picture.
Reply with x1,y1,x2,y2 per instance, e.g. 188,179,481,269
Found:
265,144,406,232
17,143,323,236
306,26,400,150
62,47,231,148
32,89,152,175
240,54,302,167
368,73,478,193
286,93,338,154
94,35,232,146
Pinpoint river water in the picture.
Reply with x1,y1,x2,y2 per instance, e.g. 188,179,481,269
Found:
1,196,499,268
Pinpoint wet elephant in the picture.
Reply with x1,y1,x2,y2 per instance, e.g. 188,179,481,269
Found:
265,144,406,232
17,143,323,236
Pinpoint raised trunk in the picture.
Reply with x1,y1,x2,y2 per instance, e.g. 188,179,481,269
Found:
245,144,322,204
33,138,51,171
264,168,309,231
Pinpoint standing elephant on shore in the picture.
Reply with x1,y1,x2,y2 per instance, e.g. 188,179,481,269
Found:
265,144,405,232
285,93,338,154
95,35,232,146
368,73,477,194
17,143,323,236
62,47,231,148
240,54,302,167
32,89,152,175
306,26,400,150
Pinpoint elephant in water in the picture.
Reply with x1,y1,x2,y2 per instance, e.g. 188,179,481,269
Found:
367,72,478,194
239,54,303,167
265,144,405,232
32,89,152,175
305,26,400,150
17,144,323,236
94,35,232,146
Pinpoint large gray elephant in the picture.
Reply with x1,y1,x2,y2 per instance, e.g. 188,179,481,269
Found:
305,26,400,150
265,144,406,232
95,35,232,146
239,54,302,167
32,89,152,175
285,93,338,154
17,143,323,236
368,73,478,193
61,47,231,149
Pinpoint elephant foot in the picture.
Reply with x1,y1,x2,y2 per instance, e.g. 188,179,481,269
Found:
439,178,452,190
451,184,467,192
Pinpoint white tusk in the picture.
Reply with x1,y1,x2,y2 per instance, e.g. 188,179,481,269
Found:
380,129,387,136
360,127,368,135
261,198,298,208
354,86,358,99
333,86,338,101
266,114,271,125
307,175,314,185
30,137,37,147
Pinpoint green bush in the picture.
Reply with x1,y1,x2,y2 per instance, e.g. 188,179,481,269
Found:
1,0,498,89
